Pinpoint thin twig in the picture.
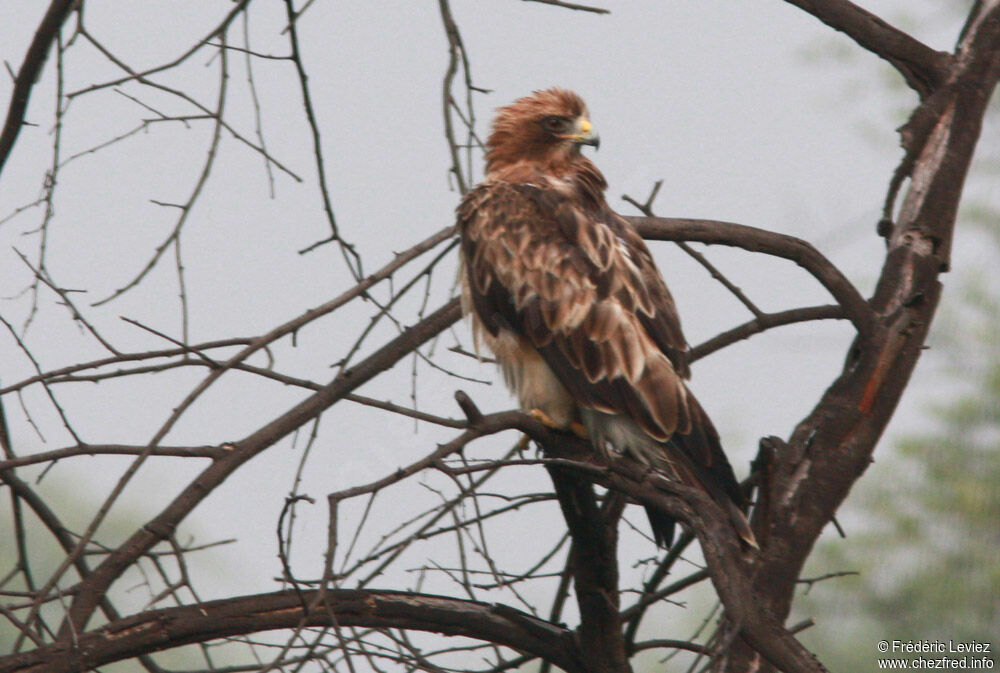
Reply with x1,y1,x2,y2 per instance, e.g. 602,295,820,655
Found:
624,183,765,318
521,0,609,13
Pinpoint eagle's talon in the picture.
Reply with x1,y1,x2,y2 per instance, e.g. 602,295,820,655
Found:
527,409,588,440
528,408,558,428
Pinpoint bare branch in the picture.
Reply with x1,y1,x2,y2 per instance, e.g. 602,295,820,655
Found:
624,183,766,318
689,304,845,363
1,589,586,673
65,0,253,99
91,38,230,308
521,0,610,14
438,0,479,196
0,0,76,176
781,0,951,98
0,444,227,471
60,298,462,635
0,337,253,395
284,0,362,277
627,215,876,337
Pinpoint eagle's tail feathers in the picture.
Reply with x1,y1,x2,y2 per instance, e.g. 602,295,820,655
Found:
725,500,759,550
644,506,676,549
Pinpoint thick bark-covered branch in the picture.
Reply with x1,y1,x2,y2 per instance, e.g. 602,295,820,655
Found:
1,589,584,673
727,3,1000,670
546,467,630,672
780,0,951,98
534,435,827,673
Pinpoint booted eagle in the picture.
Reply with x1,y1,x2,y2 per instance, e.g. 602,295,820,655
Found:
458,88,755,548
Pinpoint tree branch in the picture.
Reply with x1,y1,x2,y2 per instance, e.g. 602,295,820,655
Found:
689,304,844,362
0,0,76,177
59,298,463,637
1,589,585,673
0,444,227,471
780,0,951,98
533,434,828,673
521,0,610,15
545,467,630,672
727,3,1000,669
626,216,875,338
65,0,253,99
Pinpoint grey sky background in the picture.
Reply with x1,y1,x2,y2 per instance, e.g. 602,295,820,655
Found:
0,0,992,665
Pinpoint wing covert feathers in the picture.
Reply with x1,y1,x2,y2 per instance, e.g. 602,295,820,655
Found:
459,181,691,441
458,176,756,549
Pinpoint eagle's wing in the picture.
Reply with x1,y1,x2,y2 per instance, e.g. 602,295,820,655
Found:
459,180,754,547
459,180,693,444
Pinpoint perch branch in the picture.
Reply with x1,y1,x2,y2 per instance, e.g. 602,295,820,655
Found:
627,216,875,337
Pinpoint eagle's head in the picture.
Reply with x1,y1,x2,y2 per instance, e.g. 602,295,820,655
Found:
485,88,600,174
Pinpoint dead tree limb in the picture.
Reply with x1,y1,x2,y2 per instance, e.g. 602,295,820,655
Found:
725,2,1000,669
780,0,951,97
2,589,585,673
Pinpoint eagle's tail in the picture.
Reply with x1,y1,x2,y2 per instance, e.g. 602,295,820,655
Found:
644,494,756,550
645,506,677,549
663,394,759,550
726,499,759,549
580,400,758,550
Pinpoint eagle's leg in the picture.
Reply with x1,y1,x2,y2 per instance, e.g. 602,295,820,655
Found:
513,432,532,456
528,408,589,440
568,421,589,439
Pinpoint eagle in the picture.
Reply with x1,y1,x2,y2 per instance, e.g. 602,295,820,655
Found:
457,88,755,549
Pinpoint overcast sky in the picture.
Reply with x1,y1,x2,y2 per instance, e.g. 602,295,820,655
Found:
0,0,991,666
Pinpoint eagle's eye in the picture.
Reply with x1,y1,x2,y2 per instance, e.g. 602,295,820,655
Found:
540,115,571,134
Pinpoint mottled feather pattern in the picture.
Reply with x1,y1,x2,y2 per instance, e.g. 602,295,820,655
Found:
457,88,756,548
459,178,690,443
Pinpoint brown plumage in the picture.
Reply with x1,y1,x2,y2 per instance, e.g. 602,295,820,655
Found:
458,88,755,548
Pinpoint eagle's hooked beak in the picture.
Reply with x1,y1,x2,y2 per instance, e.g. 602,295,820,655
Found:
573,118,600,150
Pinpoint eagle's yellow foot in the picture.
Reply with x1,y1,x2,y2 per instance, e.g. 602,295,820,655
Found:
528,408,559,429
527,409,589,440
